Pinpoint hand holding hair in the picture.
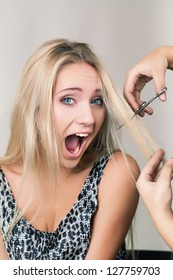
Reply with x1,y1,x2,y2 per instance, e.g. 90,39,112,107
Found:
137,149,173,250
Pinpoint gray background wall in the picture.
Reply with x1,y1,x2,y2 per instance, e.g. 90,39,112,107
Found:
1,0,173,251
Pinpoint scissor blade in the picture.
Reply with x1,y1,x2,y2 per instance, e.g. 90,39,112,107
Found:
117,87,167,130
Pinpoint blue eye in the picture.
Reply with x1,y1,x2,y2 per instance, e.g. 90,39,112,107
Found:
61,97,74,105
91,97,103,106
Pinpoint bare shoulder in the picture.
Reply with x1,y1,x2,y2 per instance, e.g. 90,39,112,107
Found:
0,164,22,190
104,151,140,182
114,151,140,177
98,151,140,201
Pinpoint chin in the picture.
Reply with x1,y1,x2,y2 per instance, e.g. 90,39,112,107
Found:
60,157,81,170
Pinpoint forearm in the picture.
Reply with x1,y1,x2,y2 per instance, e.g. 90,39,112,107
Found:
151,208,173,250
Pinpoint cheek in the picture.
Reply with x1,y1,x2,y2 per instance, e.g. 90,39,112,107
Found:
53,99,66,124
99,108,106,124
53,105,66,134
53,107,73,139
95,109,106,130
53,108,60,129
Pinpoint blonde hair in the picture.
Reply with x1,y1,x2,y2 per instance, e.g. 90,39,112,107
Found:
1,39,159,174
0,39,160,243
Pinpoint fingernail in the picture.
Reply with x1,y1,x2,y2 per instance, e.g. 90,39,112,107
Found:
160,93,167,101
168,158,173,165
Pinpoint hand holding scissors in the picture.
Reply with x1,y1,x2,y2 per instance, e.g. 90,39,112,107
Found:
130,87,167,120
117,87,167,130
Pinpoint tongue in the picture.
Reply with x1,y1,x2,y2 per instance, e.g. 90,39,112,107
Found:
65,135,80,152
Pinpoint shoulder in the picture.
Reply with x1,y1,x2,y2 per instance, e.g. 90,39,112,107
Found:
99,151,140,201
0,164,22,191
104,151,140,181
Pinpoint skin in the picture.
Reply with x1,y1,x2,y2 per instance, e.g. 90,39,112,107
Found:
123,46,173,117
123,46,173,249
136,149,173,250
0,62,139,259
52,62,106,170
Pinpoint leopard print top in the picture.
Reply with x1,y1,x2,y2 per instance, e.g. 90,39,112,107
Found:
0,154,126,260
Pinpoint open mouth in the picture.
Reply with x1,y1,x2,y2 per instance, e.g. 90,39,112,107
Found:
65,133,89,155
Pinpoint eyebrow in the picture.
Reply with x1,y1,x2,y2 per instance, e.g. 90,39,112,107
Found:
57,87,82,94
57,87,103,94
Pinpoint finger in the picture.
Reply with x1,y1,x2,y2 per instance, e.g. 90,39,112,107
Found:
143,105,153,115
153,73,167,101
158,158,173,184
124,74,155,117
140,149,165,181
123,74,141,111
123,88,139,112
137,101,153,117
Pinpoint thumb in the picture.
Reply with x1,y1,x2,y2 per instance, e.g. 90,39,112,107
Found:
153,73,167,101
158,158,173,184
140,149,165,181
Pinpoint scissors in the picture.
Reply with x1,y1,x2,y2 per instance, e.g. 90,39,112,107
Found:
117,87,167,130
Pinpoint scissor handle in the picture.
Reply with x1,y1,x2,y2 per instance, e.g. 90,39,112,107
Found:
120,87,168,128
135,87,167,116
157,86,167,96
135,101,147,115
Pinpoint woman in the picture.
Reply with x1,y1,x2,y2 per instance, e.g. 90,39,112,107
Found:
0,39,158,259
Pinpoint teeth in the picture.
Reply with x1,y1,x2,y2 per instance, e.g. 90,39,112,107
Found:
71,146,80,154
75,134,89,137
69,146,80,154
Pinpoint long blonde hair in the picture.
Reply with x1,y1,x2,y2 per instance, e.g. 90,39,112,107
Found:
0,39,161,242
0,39,159,175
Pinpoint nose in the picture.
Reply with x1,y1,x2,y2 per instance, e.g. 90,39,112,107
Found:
76,104,95,126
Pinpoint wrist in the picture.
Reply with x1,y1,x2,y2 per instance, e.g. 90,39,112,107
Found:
151,208,173,250
158,46,173,70
151,207,173,228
